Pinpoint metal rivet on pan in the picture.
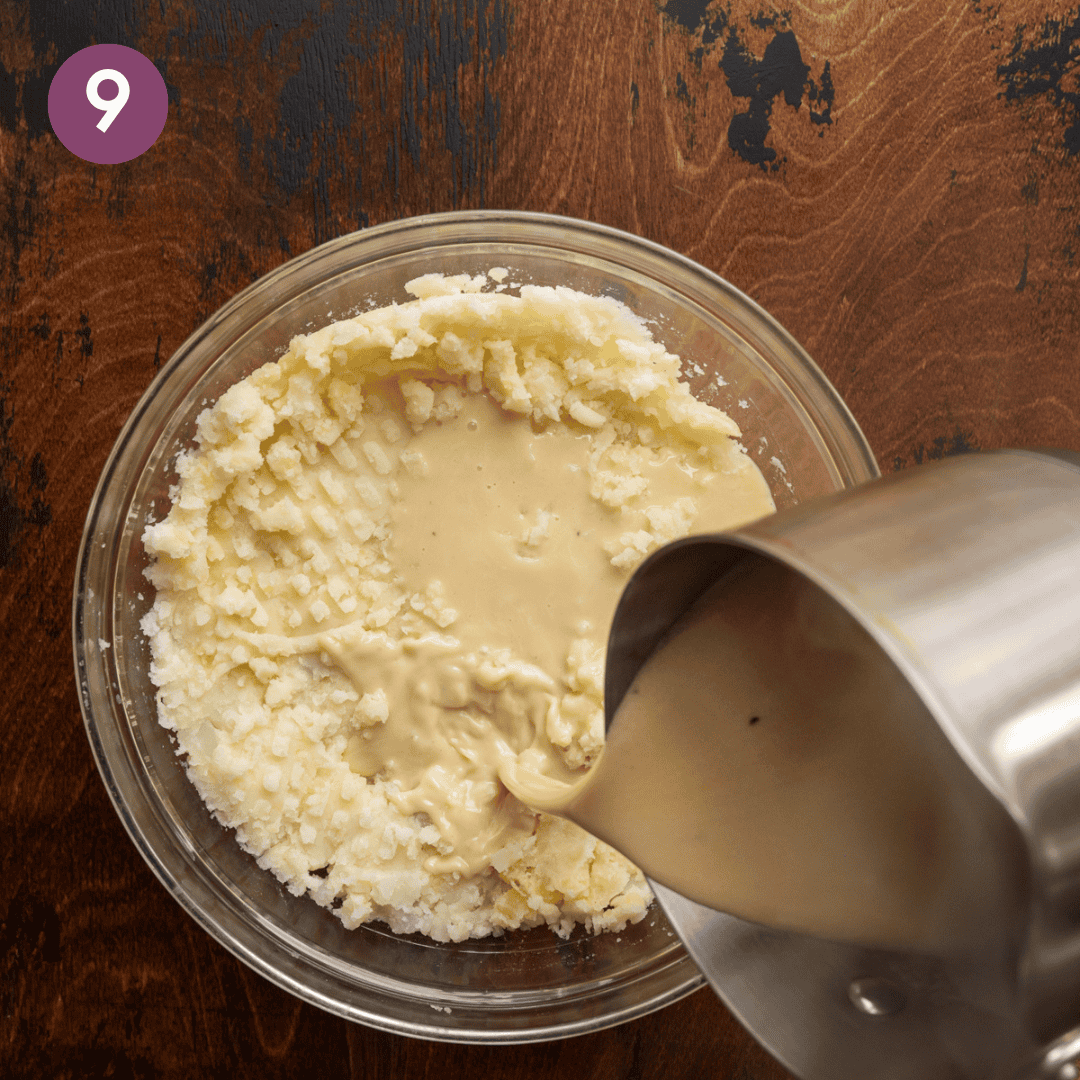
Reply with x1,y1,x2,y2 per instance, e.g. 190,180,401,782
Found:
847,977,906,1017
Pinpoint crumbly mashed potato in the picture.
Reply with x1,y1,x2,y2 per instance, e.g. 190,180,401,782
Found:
142,271,774,941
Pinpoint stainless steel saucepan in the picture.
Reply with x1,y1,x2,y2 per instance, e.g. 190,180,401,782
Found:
606,449,1080,1080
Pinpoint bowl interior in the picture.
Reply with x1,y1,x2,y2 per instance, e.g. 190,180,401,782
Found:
75,214,877,1043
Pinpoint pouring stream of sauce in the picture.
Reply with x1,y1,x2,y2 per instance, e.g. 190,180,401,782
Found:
503,553,1015,950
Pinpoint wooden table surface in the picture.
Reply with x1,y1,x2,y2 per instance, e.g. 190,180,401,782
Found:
3,1,1079,1076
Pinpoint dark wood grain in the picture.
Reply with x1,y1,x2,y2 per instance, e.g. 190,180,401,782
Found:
3,0,1079,1076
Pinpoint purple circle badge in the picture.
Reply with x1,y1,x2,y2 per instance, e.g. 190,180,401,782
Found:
48,44,168,165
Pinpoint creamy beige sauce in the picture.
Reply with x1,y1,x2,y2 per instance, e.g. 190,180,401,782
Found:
320,389,773,878
509,554,1011,949
388,391,623,672
388,388,773,672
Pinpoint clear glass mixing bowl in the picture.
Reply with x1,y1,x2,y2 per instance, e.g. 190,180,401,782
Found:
73,211,878,1043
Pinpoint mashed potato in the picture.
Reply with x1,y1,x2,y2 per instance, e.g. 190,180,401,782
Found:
141,271,774,941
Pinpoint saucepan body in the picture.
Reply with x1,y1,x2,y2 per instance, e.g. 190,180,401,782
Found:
607,449,1080,1080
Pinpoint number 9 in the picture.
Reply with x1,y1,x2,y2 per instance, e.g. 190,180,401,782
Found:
86,68,130,133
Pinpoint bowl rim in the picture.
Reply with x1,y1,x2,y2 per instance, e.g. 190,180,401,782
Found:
72,209,880,1044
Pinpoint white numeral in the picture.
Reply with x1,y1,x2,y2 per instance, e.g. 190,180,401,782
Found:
86,68,130,132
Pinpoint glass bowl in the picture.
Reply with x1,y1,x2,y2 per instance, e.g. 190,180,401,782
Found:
73,211,878,1043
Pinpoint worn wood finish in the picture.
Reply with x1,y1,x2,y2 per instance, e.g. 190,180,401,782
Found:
3,1,1079,1076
